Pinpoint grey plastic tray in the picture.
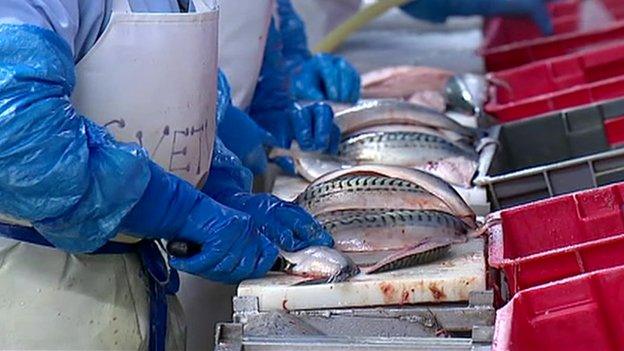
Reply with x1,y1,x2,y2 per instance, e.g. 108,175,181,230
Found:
474,98,624,210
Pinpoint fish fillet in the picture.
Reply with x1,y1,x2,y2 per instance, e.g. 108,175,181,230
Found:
339,131,478,187
335,100,476,139
311,165,476,228
362,66,453,100
296,175,453,217
317,209,469,252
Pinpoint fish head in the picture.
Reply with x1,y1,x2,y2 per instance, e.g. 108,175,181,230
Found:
445,73,487,116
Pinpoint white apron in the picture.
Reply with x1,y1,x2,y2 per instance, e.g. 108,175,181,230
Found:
0,0,219,349
177,2,275,350
291,0,361,49
218,0,275,108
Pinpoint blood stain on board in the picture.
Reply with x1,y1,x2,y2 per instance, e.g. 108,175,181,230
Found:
428,283,446,300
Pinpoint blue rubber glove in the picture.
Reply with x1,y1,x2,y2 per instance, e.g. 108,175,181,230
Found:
277,0,361,103
216,193,335,252
248,19,340,153
122,162,278,284
401,0,554,35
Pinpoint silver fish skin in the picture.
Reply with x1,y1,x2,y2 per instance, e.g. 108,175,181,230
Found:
344,124,472,148
296,175,454,217
311,165,476,228
339,131,478,187
317,209,469,253
362,239,453,274
335,100,476,138
279,247,359,283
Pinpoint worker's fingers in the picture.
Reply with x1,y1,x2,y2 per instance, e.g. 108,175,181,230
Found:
291,107,315,151
336,59,359,103
247,237,280,280
312,103,334,151
294,70,326,101
275,206,334,250
349,70,362,103
264,221,297,251
328,124,341,155
272,156,297,175
316,54,341,101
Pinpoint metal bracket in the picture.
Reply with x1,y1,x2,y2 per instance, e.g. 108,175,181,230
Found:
215,323,243,351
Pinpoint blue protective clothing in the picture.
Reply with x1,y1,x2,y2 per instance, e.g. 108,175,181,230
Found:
277,0,361,103
248,19,340,153
219,104,275,175
122,162,278,283
0,22,278,283
401,0,554,35
217,71,275,175
0,24,151,253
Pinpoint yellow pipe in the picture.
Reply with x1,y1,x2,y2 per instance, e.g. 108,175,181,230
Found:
314,0,411,53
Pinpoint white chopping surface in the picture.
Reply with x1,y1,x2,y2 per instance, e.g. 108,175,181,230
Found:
238,239,485,311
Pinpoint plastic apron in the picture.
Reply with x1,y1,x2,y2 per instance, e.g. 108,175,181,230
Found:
218,0,275,109
0,0,219,350
291,0,361,49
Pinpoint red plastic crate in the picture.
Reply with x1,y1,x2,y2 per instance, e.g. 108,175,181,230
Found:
487,41,624,106
488,182,624,296
486,74,624,122
601,0,624,19
483,22,624,72
492,265,624,351
483,0,581,49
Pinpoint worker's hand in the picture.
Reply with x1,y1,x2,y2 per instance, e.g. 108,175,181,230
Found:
291,102,341,153
222,193,335,251
291,53,361,104
253,102,340,154
121,162,278,284
275,0,361,103
401,0,554,35
218,104,275,175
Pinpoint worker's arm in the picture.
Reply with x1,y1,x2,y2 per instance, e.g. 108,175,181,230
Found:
277,0,361,103
248,19,340,154
401,0,553,35
0,1,278,283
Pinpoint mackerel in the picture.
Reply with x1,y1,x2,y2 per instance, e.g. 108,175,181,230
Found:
343,124,471,148
311,165,476,228
361,238,453,274
335,100,477,139
296,175,453,217
278,247,359,283
339,131,478,187
269,144,353,182
317,209,470,253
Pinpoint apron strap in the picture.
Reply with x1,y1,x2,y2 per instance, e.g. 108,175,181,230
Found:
111,0,133,14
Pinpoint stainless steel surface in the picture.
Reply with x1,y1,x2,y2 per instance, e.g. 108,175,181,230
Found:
218,292,493,350
215,323,491,351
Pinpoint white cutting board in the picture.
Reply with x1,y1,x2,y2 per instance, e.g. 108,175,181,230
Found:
272,175,490,216
238,239,485,311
